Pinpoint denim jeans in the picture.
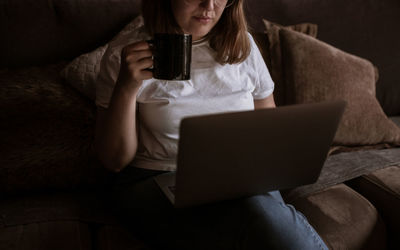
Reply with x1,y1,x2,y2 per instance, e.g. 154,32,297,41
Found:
107,166,328,250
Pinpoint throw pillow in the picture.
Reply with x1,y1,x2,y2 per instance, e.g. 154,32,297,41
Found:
260,19,318,106
61,15,144,100
279,28,400,146
60,45,108,100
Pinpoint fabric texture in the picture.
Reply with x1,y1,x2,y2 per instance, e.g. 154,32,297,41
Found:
259,19,318,106
244,0,400,116
0,221,92,250
0,63,110,195
362,166,400,200
290,183,386,250
279,28,400,146
96,21,274,171
61,15,145,100
346,165,400,247
60,45,108,100
282,148,400,202
1,0,142,68
0,191,119,227
96,225,151,250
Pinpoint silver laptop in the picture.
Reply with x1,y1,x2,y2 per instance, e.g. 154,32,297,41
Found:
154,100,346,208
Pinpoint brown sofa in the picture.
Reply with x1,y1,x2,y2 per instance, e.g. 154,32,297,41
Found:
1,0,400,249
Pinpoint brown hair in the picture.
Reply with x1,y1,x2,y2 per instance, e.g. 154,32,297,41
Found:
141,0,250,65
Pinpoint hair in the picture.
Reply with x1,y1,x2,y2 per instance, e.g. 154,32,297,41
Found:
141,0,250,65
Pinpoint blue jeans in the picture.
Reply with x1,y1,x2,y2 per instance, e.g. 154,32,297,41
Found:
107,166,328,250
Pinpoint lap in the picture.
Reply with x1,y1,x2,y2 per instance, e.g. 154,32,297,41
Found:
108,167,327,250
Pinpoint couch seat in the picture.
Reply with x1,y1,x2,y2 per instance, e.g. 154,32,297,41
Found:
288,183,386,250
346,165,400,249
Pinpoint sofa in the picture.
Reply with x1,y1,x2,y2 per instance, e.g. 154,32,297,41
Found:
1,0,400,249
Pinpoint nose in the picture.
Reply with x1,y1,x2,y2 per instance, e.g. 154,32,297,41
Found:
201,0,215,11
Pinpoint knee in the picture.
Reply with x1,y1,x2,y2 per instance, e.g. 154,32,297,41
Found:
239,195,327,250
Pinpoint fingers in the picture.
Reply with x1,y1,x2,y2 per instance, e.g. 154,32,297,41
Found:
121,41,153,63
119,40,154,83
127,50,153,62
137,57,153,69
124,40,152,52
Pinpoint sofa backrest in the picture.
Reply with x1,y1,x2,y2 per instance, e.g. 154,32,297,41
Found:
1,0,399,115
1,0,141,68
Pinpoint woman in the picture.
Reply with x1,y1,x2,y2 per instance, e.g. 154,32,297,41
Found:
95,0,328,249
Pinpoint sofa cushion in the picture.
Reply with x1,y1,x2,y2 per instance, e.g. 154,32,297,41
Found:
346,165,400,248
0,190,148,250
0,190,119,227
0,221,91,250
244,0,400,116
0,63,111,195
96,225,151,250
60,15,145,101
279,28,400,147
60,44,107,100
252,19,317,106
288,183,387,250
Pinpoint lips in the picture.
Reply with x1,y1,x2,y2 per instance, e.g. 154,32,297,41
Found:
194,16,212,23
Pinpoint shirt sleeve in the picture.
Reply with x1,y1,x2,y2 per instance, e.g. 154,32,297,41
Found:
247,33,275,100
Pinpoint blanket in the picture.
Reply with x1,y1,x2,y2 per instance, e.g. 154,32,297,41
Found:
283,147,400,202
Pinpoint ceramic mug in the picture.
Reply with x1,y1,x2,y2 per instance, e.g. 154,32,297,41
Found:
148,33,192,81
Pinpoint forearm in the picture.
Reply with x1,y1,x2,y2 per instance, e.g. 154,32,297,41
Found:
95,41,153,172
254,94,276,109
96,81,140,172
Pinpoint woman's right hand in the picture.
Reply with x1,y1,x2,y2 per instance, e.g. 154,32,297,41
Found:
117,41,153,91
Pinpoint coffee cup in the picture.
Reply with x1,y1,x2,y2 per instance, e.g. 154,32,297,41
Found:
148,33,192,81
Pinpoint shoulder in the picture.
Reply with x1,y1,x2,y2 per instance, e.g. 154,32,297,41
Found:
238,32,263,65
246,32,262,55
246,32,256,44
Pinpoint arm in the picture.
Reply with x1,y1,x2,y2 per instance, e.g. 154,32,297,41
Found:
254,94,276,110
94,41,153,173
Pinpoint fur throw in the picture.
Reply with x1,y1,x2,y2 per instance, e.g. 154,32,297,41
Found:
0,62,111,196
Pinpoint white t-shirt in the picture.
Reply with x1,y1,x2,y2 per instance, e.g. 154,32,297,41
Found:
96,21,275,171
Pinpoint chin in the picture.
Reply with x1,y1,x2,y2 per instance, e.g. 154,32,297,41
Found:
185,24,214,36
190,29,212,39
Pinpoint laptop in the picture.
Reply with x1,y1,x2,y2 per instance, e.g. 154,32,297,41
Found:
154,100,346,208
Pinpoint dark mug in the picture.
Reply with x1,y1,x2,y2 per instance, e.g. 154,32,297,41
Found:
148,33,192,81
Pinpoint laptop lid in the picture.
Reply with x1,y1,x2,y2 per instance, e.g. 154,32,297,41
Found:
173,100,346,208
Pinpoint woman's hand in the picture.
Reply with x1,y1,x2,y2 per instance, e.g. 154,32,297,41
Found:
117,41,154,91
